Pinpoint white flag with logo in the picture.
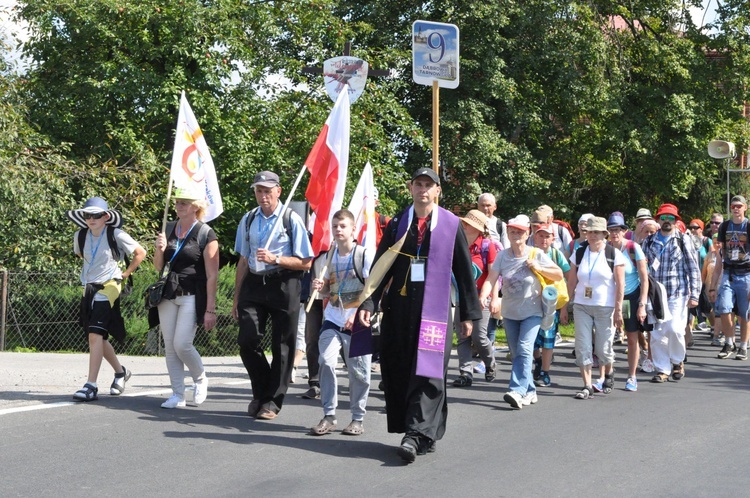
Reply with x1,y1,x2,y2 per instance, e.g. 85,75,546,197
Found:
347,161,377,252
170,91,223,222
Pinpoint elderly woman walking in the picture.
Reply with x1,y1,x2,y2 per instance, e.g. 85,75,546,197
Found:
567,216,626,399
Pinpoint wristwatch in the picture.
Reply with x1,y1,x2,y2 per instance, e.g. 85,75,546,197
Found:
275,256,281,265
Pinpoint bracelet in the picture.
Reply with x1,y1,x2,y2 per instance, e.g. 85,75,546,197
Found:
638,303,646,307
205,310,216,314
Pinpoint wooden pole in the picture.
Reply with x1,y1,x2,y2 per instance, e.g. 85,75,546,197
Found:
432,80,440,204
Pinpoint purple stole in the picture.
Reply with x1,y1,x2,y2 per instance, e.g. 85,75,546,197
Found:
395,206,459,379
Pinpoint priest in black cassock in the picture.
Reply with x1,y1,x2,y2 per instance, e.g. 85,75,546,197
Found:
358,167,482,463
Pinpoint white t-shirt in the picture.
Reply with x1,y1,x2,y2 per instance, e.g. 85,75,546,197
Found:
570,246,626,307
491,246,558,321
322,246,374,328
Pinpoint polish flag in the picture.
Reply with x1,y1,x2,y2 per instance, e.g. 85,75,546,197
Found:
347,161,377,253
304,86,350,255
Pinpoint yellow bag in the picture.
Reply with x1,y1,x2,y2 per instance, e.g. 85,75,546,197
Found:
529,248,569,310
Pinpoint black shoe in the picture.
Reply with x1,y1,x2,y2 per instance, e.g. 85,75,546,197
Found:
533,357,542,381
417,437,436,455
397,438,418,463
301,386,321,399
718,343,736,359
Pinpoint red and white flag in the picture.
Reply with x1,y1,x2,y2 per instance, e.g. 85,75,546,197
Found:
347,161,377,253
304,86,350,255
170,91,223,222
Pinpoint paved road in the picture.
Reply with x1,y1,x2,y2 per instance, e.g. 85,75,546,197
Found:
2,333,749,497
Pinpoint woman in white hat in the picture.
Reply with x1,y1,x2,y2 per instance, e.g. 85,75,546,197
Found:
480,215,563,409
153,185,219,409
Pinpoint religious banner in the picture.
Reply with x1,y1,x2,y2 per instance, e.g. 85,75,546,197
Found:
323,55,369,104
170,91,223,222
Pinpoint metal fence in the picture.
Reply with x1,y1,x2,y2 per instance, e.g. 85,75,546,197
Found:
0,268,273,355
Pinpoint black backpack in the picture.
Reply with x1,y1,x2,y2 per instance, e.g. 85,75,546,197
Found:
575,241,616,274
495,219,505,241
244,207,294,250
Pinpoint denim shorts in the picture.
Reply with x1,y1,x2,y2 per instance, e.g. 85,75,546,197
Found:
715,271,750,318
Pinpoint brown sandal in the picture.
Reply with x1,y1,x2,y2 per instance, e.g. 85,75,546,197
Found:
310,417,337,436
341,420,364,436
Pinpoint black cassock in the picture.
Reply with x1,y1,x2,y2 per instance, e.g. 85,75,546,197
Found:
361,207,482,442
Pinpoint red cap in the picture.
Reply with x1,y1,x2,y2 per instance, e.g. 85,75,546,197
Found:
655,203,681,221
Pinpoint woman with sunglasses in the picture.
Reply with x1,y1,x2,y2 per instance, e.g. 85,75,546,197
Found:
153,185,220,409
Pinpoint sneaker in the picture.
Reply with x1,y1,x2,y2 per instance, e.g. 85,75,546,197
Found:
193,377,208,405
503,391,523,409
696,322,710,332
625,377,638,392
718,343,737,359
302,386,321,399
473,362,486,374
161,394,186,409
534,371,551,387
73,382,98,401
711,336,726,347
110,366,131,395
398,438,418,463
640,359,655,373
555,332,562,345
521,391,538,406
591,379,604,393
638,350,648,367
452,373,473,387
736,348,748,360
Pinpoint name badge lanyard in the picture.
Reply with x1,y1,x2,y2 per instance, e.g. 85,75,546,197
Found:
85,229,107,281
334,247,354,309
584,248,602,298
165,221,198,273
649,236,671,272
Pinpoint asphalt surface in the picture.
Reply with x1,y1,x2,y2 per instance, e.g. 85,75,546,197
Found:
2,332,750,497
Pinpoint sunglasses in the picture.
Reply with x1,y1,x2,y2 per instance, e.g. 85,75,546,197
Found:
710,221,722,225
659,215,676,222
688,226,701,230
731,204,745,209
82,212,107,220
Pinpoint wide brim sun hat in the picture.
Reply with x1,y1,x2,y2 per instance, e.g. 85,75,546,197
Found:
66,197,123,229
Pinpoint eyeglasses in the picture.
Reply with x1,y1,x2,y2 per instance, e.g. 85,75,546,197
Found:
688,226,701,230
710,221,722,225
659,215,676,222
82,212,106,220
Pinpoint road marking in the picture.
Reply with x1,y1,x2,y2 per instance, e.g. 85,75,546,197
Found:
0,402,76,416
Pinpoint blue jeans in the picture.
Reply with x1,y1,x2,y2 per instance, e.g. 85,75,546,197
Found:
504,315,542,396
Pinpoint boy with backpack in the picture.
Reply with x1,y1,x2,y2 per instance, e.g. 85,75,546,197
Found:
309,209,374,436
67,197,146,401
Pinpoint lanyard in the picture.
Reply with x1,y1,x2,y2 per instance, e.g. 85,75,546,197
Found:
257,215,275,246
586,247,603,282
85,229,106,279
169,221,198,265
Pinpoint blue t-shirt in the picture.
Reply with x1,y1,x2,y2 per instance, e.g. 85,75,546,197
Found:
613,240,646,295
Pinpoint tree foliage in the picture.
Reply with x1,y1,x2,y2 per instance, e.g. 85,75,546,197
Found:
3,0,750,271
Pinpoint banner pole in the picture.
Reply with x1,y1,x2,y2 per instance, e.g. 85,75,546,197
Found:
432,80,440,204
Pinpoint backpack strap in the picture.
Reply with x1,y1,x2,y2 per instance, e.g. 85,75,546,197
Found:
575,242,588,273
604,244,616,272
351,244,367,284
78,226,133,288
196,222,211,251
496,219,504,240
244,206,294,257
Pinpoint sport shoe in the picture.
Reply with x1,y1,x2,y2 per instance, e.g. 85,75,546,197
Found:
591,379,604,393
640,359,655,373
110,366,131,395
533,357,542,380
193,376,208,405
736,347,748,361
521,391,538,406
302,385,321,399
711,336,726,347
534,370,551,387
161,394,186,409
696,322,710,332
503,391,523,409
452,373,473,387
73,382,98,401
718,343,737,359
473,362,486,374
625,377,638,392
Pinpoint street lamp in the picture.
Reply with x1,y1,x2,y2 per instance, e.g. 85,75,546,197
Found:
708,140,737,215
